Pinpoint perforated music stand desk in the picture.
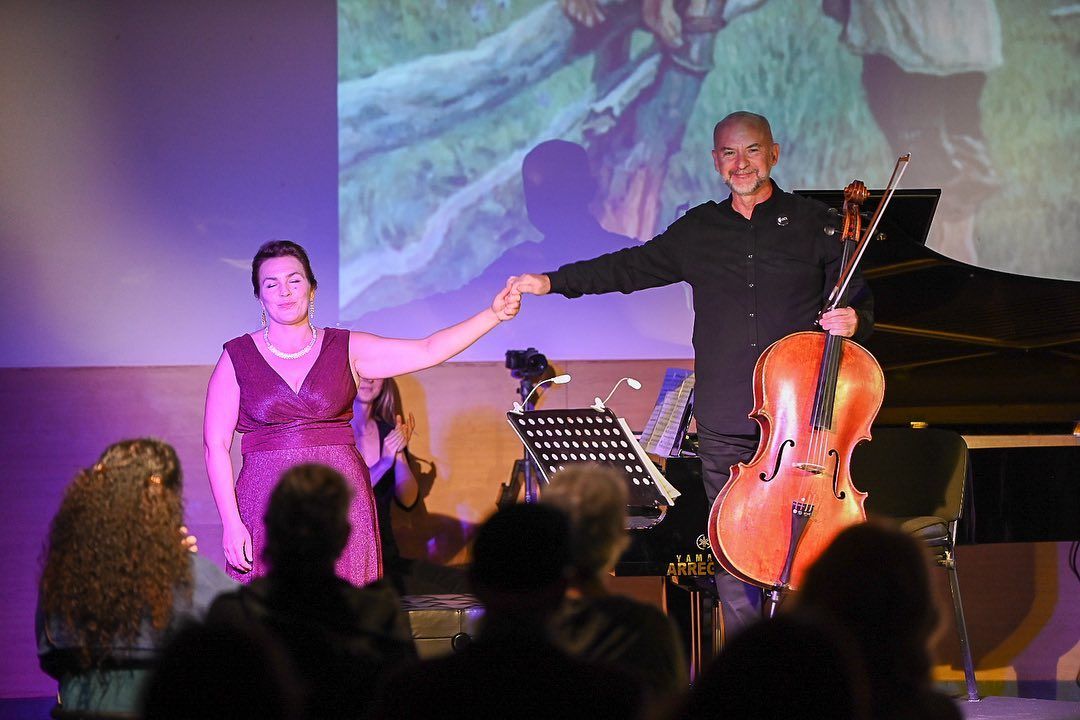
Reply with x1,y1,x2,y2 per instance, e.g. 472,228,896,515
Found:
506,406,678,529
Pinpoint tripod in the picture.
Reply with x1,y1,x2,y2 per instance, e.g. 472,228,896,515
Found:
496,376,543,507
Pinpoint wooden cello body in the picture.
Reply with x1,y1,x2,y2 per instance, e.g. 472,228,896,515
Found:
707,331,883,591
708,165,908,597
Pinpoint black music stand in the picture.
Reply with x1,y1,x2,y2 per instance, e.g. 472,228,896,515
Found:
505,406,678,526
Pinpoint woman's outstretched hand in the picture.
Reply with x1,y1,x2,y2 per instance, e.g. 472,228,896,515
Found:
492,277,523,321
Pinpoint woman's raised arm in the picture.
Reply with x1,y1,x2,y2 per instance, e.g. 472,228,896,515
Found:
350,279,521,380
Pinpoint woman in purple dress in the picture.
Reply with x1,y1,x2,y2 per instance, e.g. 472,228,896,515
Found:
204,240,521,584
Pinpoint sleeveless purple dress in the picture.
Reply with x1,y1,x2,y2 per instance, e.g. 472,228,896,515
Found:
223,327,381,585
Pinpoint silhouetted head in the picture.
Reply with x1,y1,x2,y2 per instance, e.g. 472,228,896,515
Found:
263,463,352,574
469,503,572,620
800,521,938,645
522,140,599,234
678,614,868,720
797,521,940,698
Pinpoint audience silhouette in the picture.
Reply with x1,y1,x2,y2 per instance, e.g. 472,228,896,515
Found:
371,503,644,719
672,613,869,720
37,444,970,720
542,464,688,702
141,621,304,720
207,463,416,719
795,520,962,720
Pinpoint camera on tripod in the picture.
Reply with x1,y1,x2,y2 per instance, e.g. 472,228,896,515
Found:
505,347,548,382
498,348,553,507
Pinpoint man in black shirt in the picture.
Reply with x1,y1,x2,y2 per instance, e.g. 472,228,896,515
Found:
513,111,873,630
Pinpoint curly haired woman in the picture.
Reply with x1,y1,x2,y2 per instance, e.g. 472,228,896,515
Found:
36,438,234,714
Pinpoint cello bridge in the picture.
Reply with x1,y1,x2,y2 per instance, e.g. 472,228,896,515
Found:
793,461,826,475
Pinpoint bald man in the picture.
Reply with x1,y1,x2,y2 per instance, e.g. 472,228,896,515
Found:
514,111,874,633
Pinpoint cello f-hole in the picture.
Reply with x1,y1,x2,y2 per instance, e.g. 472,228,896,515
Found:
759,439,795,482
828,449,845,499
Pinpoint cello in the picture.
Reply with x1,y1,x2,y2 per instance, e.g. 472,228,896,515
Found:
707,156,910,613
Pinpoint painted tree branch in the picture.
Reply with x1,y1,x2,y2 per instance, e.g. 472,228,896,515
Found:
341,3,631,167
339,53,662,309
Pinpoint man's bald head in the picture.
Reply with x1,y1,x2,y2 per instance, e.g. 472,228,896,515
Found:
713,112,774,149
711,111,781,204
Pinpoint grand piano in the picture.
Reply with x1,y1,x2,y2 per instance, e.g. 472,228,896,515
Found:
808,188,1080,545
616,188,1080,578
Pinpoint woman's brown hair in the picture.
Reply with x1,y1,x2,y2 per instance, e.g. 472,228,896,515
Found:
367,377,402,427
39,439,192,669
251,240,318,296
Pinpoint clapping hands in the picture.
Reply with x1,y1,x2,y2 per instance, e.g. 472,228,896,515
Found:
382,412,416,458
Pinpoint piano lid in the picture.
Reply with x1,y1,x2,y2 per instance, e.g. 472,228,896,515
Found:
797,188,1080,428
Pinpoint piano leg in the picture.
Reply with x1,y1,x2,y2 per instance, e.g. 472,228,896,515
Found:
666,579,725,682
711,594,725,662
688,588,704,681
684,587,725,681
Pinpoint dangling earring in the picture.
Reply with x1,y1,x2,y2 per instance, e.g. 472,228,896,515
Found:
260,306,267,328
309,297,315,321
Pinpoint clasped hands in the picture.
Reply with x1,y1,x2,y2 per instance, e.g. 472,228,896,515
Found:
491,274,553,321
491,277,523,321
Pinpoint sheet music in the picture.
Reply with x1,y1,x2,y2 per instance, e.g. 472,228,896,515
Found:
639,369,695,458
619,417,681,504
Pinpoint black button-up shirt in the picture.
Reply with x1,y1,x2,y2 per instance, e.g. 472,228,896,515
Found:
547,182,874,434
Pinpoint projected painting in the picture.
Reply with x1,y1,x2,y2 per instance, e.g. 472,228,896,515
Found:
338,0,1079,361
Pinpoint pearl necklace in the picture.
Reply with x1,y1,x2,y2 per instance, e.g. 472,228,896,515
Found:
264,323,318,360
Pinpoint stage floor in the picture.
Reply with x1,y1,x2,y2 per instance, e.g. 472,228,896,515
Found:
959,696,1080,720
3,695,1078,720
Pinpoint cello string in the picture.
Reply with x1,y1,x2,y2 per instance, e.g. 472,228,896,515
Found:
803,351,820,501
807,332,832,501
809,331,843,504
811,334,836,477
